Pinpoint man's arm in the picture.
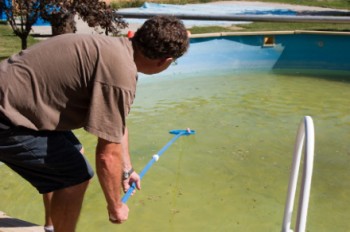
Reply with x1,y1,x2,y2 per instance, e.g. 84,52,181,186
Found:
121,127,141,193
121,127,132,172
95,138,129,223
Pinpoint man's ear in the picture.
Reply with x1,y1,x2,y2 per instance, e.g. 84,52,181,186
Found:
157,57,173,67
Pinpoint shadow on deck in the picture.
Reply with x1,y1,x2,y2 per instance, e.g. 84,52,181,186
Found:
0,212,44,232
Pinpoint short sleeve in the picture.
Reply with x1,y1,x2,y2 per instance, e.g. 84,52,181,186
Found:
84,82,134,143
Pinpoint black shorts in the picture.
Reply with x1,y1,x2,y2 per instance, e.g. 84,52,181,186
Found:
0,124,94,194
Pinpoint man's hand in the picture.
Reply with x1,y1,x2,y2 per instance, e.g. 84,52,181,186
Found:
122,171,141,195
108,203,129,224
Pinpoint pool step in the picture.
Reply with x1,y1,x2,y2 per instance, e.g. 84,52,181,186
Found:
0,211,44,232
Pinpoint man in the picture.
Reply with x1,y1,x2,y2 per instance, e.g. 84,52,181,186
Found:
0,15,189,232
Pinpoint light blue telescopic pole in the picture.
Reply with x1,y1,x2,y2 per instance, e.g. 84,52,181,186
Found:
121,129,195,203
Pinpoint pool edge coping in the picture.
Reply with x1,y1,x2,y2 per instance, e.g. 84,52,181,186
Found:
190,30,350,38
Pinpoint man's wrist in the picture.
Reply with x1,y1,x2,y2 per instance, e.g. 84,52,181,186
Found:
122,167,134,180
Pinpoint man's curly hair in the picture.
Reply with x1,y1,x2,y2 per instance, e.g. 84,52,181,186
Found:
132,16,189,60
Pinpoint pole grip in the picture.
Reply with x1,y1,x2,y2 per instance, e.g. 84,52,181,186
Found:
121,182,137,203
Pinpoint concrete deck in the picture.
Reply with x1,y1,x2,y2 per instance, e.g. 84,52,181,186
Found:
0,212,44,232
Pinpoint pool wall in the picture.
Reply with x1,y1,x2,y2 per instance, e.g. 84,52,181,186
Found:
157,31,350,77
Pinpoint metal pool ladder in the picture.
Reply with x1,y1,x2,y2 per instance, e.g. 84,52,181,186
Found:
281,116,315,232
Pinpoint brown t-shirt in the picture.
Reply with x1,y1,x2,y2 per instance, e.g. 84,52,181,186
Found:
0,34,137,143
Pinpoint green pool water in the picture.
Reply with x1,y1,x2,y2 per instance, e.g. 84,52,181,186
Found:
0,70,349,231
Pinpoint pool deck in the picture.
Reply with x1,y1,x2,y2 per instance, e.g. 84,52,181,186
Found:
30,0,349,37
0,212,44,232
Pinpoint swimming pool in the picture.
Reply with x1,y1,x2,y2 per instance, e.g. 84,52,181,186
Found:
159,31,350,77
0,32,349,232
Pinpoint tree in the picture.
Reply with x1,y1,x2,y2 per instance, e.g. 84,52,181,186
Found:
77,0,128,36
0,0,128,49
1,0,42,49
40,0,128,36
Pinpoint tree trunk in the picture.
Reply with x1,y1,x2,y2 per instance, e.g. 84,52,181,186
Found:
21,35,27,50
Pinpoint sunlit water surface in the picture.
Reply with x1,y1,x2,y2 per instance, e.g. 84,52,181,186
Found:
0,70,349,231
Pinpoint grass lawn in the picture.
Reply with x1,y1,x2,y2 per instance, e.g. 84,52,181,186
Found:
189,22,350,34
239,22,350,31
0,23,39,61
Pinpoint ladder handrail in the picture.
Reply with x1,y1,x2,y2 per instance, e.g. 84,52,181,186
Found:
281,116,315,232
